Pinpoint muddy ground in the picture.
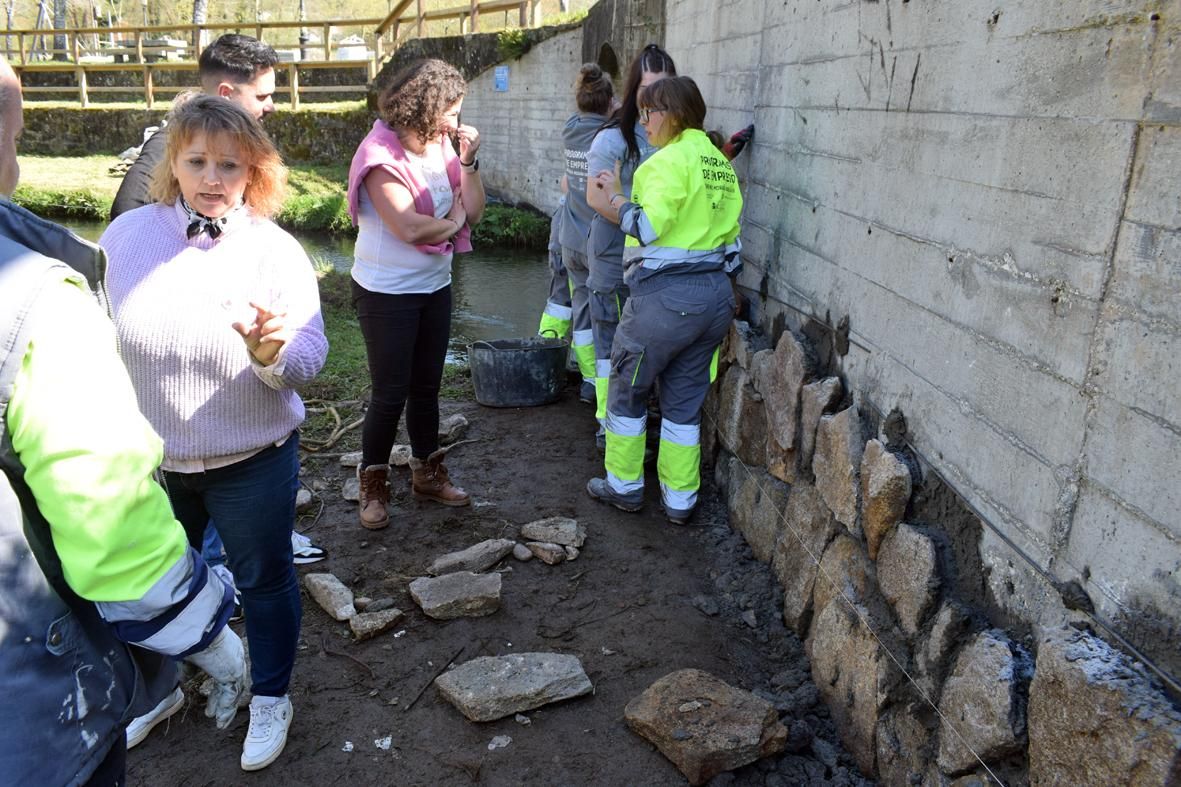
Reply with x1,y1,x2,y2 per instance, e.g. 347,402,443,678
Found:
128,387,873,786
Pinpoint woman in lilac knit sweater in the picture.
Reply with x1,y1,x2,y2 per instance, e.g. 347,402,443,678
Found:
101,96,327,772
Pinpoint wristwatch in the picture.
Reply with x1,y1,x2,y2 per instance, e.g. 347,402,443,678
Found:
461,157,479,172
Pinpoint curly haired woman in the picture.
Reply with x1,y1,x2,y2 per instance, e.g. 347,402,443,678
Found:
345,58,485,530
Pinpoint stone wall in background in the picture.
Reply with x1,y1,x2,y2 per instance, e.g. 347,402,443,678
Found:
711,323,1181,784
19,104,373,163
664,0,1180,718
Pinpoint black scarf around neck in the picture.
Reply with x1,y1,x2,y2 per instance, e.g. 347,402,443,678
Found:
181,197,231,239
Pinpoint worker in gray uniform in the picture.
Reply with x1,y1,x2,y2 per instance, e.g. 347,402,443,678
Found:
538,198,572,340
586,76,743,525
560,63,614,405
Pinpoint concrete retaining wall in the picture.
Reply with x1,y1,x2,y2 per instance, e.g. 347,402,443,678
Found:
458,27,583,214
666,0,1181,680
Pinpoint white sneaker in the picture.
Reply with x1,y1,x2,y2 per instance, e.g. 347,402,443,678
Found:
291,531,326,565
240,695,293,771
126,686,184,749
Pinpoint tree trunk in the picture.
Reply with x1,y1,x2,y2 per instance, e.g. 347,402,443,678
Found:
5,0,14,61
53,0,67,61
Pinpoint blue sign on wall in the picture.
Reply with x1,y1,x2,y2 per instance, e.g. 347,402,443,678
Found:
494,66,509,92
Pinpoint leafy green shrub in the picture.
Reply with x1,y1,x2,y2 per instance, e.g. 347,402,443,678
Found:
12,186,110,220
471,203,549,250
497,28,532,61
276,193,353,236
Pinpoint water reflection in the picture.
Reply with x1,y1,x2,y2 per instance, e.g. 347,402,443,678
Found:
63,220,550,364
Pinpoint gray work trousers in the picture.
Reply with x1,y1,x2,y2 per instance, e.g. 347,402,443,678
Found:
562,246,595,382
604,270,734,508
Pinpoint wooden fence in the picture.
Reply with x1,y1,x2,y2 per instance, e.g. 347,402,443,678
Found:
4,0,542,108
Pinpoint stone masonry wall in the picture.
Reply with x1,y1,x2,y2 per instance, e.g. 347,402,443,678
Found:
19,104,372,163
712,323,1181,784
665,0,1181,690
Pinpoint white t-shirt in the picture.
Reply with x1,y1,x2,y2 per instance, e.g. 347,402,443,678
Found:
352,142,455,295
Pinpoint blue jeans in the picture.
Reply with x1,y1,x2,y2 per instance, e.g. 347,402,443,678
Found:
163,435,301,697
201,523,227,568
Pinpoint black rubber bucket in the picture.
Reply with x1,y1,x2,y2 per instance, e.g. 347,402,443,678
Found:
468,337,568,407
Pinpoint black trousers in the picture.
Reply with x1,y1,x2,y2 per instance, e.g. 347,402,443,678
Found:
352,280,451,467
84,736,126,787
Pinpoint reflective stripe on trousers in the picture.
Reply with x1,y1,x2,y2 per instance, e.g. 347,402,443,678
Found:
590,286,628,421
562,246,595,382
657,419,701,510
538,254,573,339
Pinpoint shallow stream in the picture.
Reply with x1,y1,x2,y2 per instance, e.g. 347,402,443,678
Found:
62,220,551,363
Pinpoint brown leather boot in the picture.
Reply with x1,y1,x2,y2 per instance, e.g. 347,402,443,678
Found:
357,464,391,529
409,450,470,507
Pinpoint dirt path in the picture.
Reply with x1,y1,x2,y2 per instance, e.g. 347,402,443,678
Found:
128,393,871,786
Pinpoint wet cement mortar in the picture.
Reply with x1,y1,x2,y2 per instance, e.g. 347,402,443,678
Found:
128,390,873,786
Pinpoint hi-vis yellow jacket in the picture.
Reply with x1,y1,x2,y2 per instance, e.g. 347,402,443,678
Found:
620,128,742,285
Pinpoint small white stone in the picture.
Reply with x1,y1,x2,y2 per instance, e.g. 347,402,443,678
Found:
295,488,314,512
342,741,354,752
374,736,392,751
488,735,512,750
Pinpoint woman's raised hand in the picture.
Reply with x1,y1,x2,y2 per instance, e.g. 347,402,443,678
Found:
446,196,468,233
232,301,290,366
456,124,481,164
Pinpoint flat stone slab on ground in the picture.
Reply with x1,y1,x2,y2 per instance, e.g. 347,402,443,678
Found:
434,652,593,722
519,516,586,547
349,608,405,641
624,668,788,785
408,572,502,619
428,538,516,576
304,573,356,621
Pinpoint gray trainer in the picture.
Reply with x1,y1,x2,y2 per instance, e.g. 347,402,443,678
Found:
662,504,694,526
585,477,643,512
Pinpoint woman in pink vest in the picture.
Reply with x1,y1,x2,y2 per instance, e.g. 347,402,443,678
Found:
346,58,485,530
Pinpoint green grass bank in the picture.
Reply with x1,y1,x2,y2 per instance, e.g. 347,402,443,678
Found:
14,155,551,249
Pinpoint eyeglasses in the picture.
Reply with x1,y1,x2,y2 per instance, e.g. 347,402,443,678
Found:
638,107,666,123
